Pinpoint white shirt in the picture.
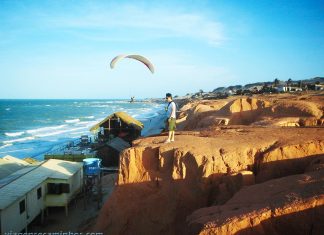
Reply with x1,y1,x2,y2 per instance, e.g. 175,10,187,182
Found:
167,101,176,119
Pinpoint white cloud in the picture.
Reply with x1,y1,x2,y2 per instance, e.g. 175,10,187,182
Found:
43,4,225,46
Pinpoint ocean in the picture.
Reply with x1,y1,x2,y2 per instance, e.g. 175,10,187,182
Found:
0,99,166,160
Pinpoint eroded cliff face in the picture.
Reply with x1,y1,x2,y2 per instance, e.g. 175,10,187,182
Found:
187,169,324,235
177,95,324,129
95,127,324,235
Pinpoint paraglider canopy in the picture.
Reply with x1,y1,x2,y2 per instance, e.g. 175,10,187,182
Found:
110,54,155,74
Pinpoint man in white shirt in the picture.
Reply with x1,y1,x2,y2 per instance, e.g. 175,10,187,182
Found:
165,93,176,143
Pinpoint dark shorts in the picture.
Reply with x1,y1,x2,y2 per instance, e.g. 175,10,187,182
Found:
168,117,176,131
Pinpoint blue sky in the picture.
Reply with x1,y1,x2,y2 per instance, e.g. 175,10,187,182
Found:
0,0,323,99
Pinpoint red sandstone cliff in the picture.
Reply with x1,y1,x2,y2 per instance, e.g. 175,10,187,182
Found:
177,94,323,129
94,93,324,235
95,128,324,234
187,169,324,235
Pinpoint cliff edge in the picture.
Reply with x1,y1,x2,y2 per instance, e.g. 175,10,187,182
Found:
94,93,324,235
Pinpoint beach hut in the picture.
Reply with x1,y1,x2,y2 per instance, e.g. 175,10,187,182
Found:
90,112,143,167
0,159,82,233
42,159,83,216
98,137,131,166
90,111,144,143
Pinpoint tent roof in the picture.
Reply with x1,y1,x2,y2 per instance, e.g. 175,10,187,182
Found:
90,111,144,132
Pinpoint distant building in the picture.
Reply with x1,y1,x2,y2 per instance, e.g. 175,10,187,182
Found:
315,84,324,91
274,85,302,92
289,87,303,92
0,158,83,233
275,84,291,92
248,85,263,93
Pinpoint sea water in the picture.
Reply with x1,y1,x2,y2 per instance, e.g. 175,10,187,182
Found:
0,99,166,160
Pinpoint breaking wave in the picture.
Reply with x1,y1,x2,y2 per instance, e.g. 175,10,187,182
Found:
65,118,80,123
5,131,25,137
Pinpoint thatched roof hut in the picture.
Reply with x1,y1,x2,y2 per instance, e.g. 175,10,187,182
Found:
90,111,143,132
90,111,143,144
90,112,143,166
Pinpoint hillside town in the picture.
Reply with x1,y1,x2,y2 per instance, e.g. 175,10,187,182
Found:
183,77,324,100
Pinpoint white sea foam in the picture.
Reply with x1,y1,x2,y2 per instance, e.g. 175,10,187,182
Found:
108,100,129,104
5,131,25,137
90,101,128,104
34,126,86,138
75,121,89,125
3,136,35,144
84,116,94,119
65,118,80,123
27,125,67,134
139,108,151,111
0,143,13,149
70,131,90,137
0,147,33,154
75,121,94,126
91,105,110,108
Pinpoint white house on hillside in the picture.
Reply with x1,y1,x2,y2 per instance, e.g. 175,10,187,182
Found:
315,84,324,90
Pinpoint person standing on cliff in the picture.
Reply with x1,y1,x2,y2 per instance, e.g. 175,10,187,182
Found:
165,93,176,143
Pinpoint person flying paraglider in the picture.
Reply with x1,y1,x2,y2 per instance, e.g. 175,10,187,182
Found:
110,54,154,74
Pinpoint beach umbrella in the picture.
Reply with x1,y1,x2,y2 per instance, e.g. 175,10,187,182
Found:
110,54,155,74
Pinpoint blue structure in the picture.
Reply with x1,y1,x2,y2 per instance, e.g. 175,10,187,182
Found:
82,158,103,209
83,158,101,175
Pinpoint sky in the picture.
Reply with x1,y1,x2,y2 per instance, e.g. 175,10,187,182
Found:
0,0,323,99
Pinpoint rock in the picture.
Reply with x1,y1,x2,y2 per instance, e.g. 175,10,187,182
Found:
255,140,324,182
93,93,324,234
187,169,324,235
176,95,323,129
209,171,255,206
94,127,324,235
305,155,324,172
234,170,255,186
